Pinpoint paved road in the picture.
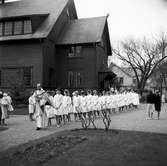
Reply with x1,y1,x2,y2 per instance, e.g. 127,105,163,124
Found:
99,104,167,133
0,116,80,152
0,104,167,152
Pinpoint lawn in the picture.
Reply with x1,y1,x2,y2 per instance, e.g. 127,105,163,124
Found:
45,129,167,166
1,129,167,166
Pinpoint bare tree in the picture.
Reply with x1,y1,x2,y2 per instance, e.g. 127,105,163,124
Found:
156,33,167,91
113,36,167,94
148,33,167,92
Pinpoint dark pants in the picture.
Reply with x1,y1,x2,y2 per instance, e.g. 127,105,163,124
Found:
0,107,2,124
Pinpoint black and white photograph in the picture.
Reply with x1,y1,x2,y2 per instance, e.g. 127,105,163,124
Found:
0,0,167,165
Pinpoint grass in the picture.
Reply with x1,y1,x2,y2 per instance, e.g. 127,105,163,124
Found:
44,129,167,166
0,129,167,166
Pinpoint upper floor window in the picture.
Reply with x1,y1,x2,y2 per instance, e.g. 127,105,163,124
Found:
4,21,13,36
0,22,3,36
24,20,32,34
14,21,22,35
68,46,82,58
0,19,32,37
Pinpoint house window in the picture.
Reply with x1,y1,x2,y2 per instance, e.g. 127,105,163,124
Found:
68,71,74,87
0,22,3,36
76,46,82,55
4,21,13,36
14,21,23,35
120,77,123,84
68,71,82,88
23,67,32,86
133,78,136,84
24,20,32,34
68,46,82,58
68,47,75,57
76,72,82,87
0,19,32,36
117,77,123,85
0,67,32,87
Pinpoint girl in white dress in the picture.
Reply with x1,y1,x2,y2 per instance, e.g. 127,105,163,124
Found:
28,91,35,121
0,93,5,125
79,90,87,118
72,91,80,121
97,93,102,115
92,90,99,117
6,92,14,112
62,89,72,124
44,91,55,126
100,91,106,112
1,93,9,125
86,90,93,112
53,89,63,127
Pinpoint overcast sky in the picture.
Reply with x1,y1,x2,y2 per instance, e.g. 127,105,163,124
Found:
6,0,167,46
74,0,167,46
6,0,167,65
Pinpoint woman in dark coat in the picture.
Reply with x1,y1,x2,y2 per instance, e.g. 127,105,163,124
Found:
154,90,161,120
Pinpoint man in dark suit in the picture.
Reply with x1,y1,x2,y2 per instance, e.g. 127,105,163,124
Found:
0,92,3,125
154,90,161,120
146,90,155,119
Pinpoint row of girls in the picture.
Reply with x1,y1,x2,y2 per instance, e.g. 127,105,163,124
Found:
29,84,139,130
0,92,14,125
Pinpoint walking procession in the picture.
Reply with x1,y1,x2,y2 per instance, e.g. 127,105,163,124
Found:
29,83,140,130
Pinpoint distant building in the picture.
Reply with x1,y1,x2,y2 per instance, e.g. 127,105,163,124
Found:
0,0,112,91
109,63,138,89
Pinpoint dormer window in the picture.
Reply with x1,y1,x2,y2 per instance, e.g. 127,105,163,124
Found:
0,22,3,36
4,21,12,36
23,20,32,34
0,19,32,37
14,21,22,35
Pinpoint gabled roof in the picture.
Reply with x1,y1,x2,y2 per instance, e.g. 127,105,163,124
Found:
0,0,69,41
56,16,108,45
109,62,133,78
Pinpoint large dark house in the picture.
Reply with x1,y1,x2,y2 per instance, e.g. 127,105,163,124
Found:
0,0,112,91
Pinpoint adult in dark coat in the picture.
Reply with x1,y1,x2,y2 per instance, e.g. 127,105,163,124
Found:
146,90,155,119
0,92,3,125
154,90,161,120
